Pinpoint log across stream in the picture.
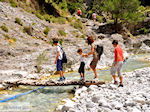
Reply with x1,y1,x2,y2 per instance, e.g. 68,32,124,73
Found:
4,79,105,86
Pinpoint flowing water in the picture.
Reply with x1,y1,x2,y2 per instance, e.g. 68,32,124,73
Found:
0,54,150,112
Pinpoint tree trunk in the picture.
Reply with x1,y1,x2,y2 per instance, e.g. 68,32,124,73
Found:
114,17,118,33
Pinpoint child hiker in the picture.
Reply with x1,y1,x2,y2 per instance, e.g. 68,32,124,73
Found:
77,48,87,81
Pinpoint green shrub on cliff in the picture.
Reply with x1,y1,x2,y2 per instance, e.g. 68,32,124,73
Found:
0,25,9,32
15,18,23,26
43,27,50,35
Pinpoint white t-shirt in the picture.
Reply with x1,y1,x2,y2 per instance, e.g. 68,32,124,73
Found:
56,45,63,60
80,55,86,63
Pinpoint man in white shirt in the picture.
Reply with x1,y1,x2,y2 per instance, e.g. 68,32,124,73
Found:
53,40,65,81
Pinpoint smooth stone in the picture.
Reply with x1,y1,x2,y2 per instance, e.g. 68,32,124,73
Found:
124,100,136,107
111,101,123,109
92,95,100,103
86,102,95,108
130,107,141,112
98,99,111,108
134,96,145,104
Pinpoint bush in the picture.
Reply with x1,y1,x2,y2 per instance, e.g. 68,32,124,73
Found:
0,0,5,2
43,14,52,22
9,0,17,7
66,17,74,22
80,34,85,38
35,13,44,20
15,18,23,26
58,30,67,36
43,27,50,35
32,23,36,25
23,26,33,36
97,16,103,23
0,25,9,32
3,34,17,42
139,27,150,34
36,51,48,73
71,20,84,31
51,17,67,24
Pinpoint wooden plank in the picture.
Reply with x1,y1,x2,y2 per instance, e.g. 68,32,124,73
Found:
3,79,105,86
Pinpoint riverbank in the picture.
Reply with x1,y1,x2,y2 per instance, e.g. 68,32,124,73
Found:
57,67,150,112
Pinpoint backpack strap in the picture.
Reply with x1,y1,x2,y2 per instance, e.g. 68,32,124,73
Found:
58,45,64,53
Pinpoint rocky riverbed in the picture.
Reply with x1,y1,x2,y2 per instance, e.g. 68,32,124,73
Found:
57,67,150,112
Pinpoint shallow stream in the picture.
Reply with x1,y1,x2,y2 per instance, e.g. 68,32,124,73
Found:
0,54,150,112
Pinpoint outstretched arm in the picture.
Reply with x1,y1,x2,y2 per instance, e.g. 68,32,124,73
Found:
87,45,95,56
82,53,88,57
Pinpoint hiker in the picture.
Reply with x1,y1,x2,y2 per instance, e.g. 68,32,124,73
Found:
86,36,103,80
92,12,97,23
53,40,66,81
111,40,124,87
77,48,88,81
77,8,82,16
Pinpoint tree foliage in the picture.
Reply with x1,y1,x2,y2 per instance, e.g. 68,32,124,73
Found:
97,0,145,25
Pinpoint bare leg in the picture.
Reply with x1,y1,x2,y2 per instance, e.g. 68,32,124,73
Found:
90,65,98,78
80,73,85,80
80,73,83,78
60,71,64,77
112,75,117,81
93,69,98,78
119,76,123,84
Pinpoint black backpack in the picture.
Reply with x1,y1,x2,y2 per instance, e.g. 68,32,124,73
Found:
96,45,104,60
59,46,67,63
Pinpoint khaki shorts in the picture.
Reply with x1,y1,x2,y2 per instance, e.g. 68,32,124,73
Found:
110,61,123,76
90,58,99,69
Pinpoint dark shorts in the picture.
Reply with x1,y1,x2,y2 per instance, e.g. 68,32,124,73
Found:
57,59,63,71
78,62,85,74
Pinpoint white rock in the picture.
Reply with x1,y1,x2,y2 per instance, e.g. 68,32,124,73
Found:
62,99,76,108
134,96,145,104
111,101,123,109
89,85,98,90
124,100,136,107
86,102,95,108
109,84,117,89
111,109,122,112
130,107,141,112
92,95,100,103
99,99,111,108
81,86,88,91
56,105,63,111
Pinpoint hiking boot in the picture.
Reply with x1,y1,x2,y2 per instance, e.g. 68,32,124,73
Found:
62,77,66,80
93,78,99,81
80,77,84,81
118,84,124,87
58,77,64,81
114,81,118,85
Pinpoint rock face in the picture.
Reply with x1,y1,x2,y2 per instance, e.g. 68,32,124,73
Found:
0,2,131,80
57,67,150,112
143,39,150,47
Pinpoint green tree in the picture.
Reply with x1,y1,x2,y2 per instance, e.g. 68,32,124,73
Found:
98,0,144,30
